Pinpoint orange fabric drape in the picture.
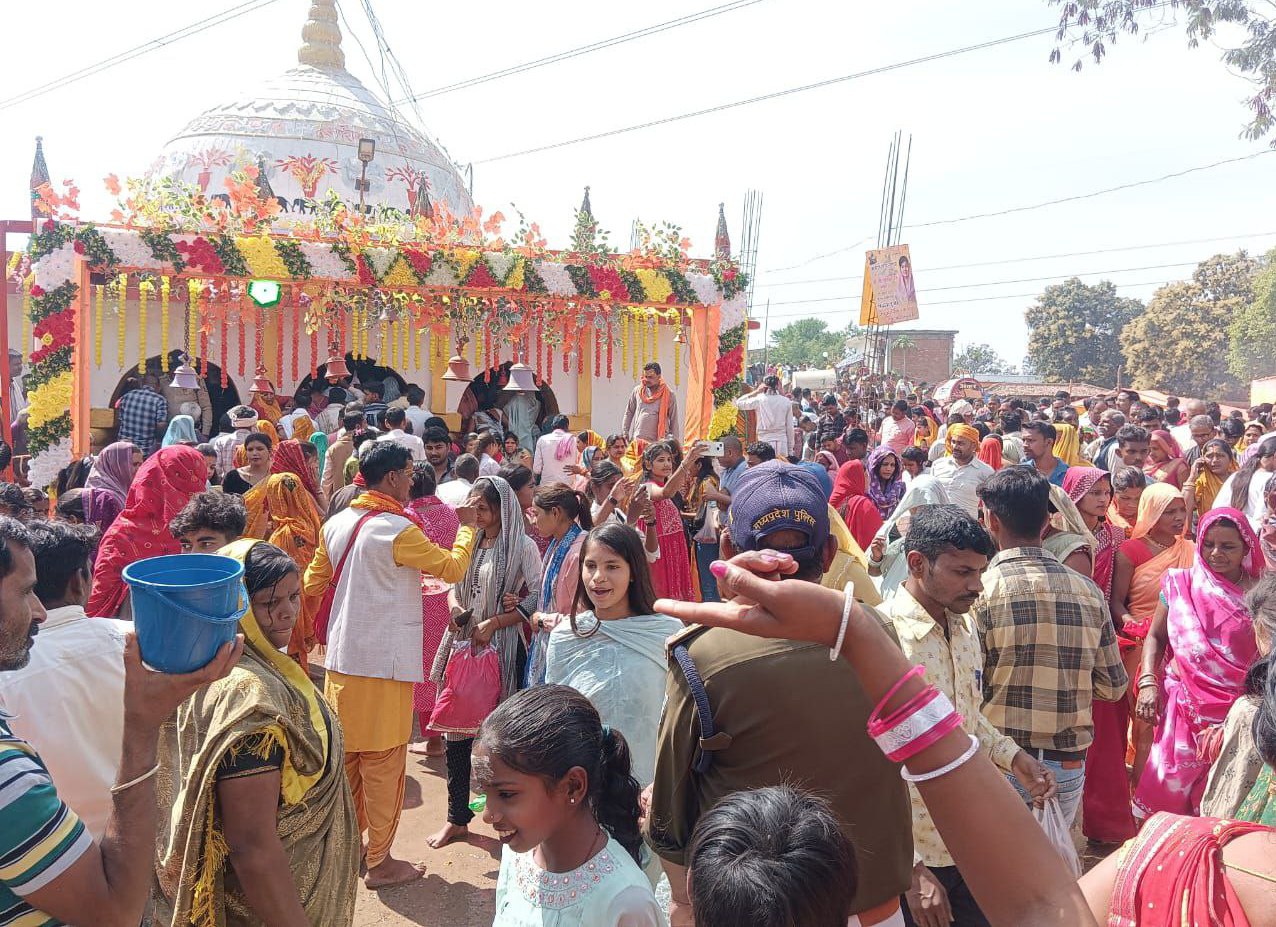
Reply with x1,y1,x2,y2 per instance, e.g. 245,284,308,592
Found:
683,305,721,446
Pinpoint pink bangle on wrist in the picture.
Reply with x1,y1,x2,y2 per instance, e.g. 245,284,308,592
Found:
870,688,963,763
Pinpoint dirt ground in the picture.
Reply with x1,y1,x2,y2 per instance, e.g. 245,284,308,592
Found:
352,749,499,927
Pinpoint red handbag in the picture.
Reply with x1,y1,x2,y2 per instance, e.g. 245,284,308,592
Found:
314,511,378,645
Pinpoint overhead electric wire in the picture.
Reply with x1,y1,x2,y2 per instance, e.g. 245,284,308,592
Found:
765,222,1276,279
392,0,766,104
0,0,282,112
905,150,1276,229
472,25,1058,164
756,278,1174,322
757,260,1198,292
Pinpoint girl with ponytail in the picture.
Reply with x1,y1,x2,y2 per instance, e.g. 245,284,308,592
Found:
475,685,662,926
525,483,593,687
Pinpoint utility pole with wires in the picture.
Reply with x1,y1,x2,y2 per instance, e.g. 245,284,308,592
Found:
737,189,764,368
865,131,911,376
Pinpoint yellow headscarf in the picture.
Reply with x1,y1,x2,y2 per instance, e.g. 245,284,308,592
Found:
1053,423,1081,466
291,415,315,443
1130,482,1184,540
823,504,883,606
945,423,980,455
218,538,328,804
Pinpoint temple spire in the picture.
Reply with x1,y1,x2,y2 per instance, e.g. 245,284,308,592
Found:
571,185,598,253
29,136,49,221
714,202,731,260
298,0,345,70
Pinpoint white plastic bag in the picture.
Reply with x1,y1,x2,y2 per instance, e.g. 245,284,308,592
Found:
1033,797,1082,878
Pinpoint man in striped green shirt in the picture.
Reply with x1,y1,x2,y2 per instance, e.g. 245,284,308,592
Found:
0,517,242,927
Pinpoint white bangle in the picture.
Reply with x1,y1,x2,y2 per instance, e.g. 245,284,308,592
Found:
111,763,160,794
830,585,853,661
900,734,980,784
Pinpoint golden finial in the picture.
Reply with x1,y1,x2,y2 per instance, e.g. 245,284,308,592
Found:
298,0,345,70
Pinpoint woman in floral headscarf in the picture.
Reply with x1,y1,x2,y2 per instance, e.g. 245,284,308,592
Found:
82,440,141,534
1134,508,1263,816
245,438,321,538
864,445,905,520
258,472,324,672
86,445,208,619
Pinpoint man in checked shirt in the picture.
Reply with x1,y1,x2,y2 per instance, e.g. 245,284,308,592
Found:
972,467,1128,831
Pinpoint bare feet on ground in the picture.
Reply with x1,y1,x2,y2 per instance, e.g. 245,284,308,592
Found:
427,822,469,849
408,737,445,757
364,855,426,889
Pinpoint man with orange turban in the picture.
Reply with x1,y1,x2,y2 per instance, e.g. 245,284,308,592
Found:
932,422,993,517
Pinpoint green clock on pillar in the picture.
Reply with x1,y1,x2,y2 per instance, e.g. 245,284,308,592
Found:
247,279,282,309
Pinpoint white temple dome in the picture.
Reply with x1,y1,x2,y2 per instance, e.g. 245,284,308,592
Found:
149,0,474,218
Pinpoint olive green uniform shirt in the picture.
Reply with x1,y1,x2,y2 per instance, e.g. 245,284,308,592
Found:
645,618,913,913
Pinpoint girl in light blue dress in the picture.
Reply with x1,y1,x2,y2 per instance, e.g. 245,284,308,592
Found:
475,685,666,927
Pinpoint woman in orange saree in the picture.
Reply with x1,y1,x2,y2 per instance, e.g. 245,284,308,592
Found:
1109,482,1193,789
254,472,324,672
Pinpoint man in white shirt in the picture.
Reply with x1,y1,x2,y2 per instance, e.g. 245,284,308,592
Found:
403,385,430,439
437,454,479,506
930,423,994,518
0,521,129,838
1171,398,1208,453
734,376,795,459
377,408,426,461
533,415,578,485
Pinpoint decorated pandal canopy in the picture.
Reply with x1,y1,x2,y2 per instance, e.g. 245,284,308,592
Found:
18,185,749,486
13,0,750,488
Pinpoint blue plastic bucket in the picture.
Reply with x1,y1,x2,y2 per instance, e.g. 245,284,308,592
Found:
123,553,247,674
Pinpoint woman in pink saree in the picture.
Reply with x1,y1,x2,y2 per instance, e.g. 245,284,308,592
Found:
1133,507,1263,817
1110,482,1194,784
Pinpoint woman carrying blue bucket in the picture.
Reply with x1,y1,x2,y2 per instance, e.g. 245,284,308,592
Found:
151,540,358,925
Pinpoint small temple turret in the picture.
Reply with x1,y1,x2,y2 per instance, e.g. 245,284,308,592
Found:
714,202,731,260
29,136,49,220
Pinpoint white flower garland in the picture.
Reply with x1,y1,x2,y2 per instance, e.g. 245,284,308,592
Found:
535,262,577,297
27,435,72,491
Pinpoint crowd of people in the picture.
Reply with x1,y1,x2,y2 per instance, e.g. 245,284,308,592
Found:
1,359,1276,926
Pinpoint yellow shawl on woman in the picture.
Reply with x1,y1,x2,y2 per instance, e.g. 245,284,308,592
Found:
1053,423,1082,466
153,539,358,927
1193,462,1236,522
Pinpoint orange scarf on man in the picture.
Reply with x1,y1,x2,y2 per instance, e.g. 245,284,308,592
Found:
350,488,406,516
640,380,672,438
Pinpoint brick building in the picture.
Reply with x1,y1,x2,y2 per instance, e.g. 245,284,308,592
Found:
869,329,957,388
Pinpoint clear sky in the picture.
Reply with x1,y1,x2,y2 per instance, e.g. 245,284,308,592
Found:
1,0,1272,370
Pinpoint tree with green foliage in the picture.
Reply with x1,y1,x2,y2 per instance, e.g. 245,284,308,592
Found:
1229,249,1276,381
768,318,852,367
1025,278,1144,384
953,343,1015,376
1047,1,1276,141
1121,251,1257,398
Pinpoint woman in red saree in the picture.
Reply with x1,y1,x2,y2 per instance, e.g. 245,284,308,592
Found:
86,445,209,619
1085,812,1276,926
1110,482,1193,787
828,458,884,551
1145,429,1189,488
1066,466,1137,844
1134,508,1262,817
635,440,699,601
978,434,1003,470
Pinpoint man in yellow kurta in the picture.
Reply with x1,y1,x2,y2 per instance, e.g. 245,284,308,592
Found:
304,441,476,888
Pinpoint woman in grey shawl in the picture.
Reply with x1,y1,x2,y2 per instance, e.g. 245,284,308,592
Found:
427,475,542,849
